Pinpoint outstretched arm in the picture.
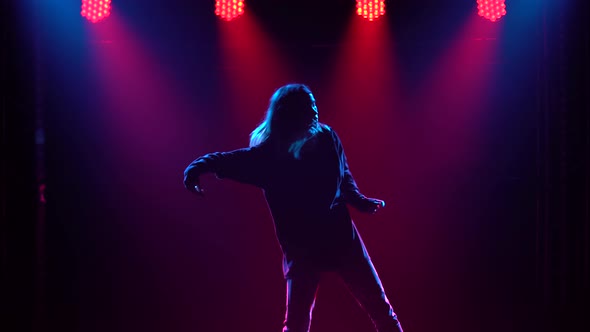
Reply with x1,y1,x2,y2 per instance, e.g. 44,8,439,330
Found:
333,130,385,214
183,147,264,195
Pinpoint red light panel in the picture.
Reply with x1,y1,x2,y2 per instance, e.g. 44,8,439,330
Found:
81,0,111,23
477,0,507,22
356,0,385,22
215,0,245,21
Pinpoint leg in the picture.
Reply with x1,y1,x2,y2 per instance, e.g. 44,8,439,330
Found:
283,272,321,332
338,254,403,332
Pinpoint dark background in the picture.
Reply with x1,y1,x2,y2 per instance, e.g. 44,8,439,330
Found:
2,1,589,332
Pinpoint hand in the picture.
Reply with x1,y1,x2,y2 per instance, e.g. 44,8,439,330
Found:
184,171,205,196
363,198,385,214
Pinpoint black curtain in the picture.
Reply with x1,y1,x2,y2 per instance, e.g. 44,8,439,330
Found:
536,0,590,330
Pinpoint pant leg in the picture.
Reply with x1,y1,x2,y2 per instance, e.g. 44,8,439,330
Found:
338,254,403,332
283,272,321,332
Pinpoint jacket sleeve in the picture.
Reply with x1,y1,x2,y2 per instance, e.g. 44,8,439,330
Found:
184,147,265,188
332,130,373,211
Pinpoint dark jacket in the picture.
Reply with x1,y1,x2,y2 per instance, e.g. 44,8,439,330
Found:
185,124,374,277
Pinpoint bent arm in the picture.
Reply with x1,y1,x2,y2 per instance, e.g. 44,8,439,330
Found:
332,130,376,212
184,147,265,188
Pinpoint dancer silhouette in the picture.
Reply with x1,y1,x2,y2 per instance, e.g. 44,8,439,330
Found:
184,84,403,332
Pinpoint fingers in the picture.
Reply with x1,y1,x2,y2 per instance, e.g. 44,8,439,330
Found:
368,198,385,214
185,183,205,196
372,199,385,208
193,185,205,196
184,174,205,196
371,204,380,214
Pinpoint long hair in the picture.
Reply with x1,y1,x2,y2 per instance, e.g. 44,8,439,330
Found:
249,84,322,158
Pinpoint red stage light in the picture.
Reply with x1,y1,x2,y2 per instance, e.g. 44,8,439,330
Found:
81,0,111,23
477,0,507,22
215,0,245,21
356,0,385,21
